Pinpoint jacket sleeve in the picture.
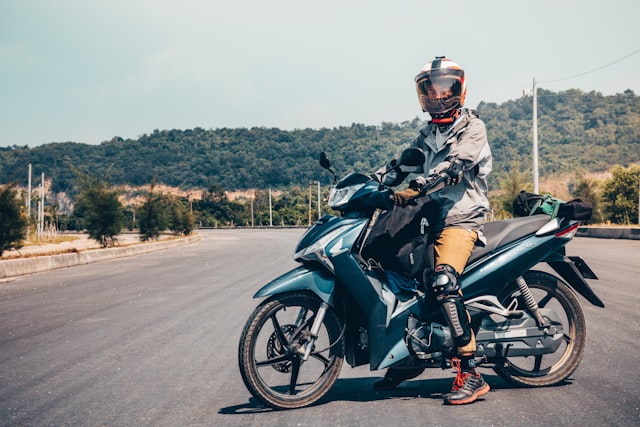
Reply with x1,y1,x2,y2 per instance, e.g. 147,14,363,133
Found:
431,118,489,176
450,118,489,165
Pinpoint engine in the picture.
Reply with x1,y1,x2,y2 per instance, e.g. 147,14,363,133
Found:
405,315,454,363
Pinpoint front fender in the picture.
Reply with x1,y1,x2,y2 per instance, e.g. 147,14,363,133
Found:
253,265,335,305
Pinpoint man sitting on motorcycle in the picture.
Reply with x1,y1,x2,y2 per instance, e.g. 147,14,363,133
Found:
374,56,492,405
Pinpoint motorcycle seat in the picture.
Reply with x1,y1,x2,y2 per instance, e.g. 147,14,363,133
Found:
468,215,552,265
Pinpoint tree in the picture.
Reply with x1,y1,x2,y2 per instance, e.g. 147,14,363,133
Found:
490,160,532,219
572,173,602,223
0,184,28,256
73,172,124,247
192,183,246,227
138,179,168,241
167,196,195,235
270,186,311,225
601,164,640,224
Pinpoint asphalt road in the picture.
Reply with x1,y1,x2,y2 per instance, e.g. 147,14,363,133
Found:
0,230,638,427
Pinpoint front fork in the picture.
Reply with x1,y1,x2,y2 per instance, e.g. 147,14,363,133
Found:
299,301,330,361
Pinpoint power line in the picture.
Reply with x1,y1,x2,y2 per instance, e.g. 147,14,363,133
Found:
530,47,640,194
539,48,640,84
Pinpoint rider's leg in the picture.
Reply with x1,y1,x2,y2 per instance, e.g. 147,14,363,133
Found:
373,228,470,392
432,228,490,405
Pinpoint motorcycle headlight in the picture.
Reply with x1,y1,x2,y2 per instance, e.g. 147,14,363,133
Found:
294,225,350,273
328,183,364,210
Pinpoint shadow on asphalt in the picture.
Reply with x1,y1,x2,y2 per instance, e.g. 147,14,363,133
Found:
218,374,574,414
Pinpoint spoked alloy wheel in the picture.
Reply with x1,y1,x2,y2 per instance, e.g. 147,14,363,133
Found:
238,292,344,410
493,271,587,387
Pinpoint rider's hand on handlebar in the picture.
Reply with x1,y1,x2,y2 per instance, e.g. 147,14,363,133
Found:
393,188,419,205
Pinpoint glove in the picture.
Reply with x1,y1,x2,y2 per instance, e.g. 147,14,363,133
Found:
419,158,464,192
443,159,464,185
393,188,419,205
412,173,451,197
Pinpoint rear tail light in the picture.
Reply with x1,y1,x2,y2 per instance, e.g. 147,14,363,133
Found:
555,222,579,239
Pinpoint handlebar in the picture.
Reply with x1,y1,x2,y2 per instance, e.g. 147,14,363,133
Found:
397,172,451,205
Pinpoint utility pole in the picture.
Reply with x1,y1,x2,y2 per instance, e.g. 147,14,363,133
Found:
37,173,44,240
250,190,255,227
317,181,321,219
308,181,312,226
41,172,45,238
532,77,539,194
27,164,32,240
269,188,273,227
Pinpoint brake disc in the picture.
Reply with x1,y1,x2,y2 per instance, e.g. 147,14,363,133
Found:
266,324,296,373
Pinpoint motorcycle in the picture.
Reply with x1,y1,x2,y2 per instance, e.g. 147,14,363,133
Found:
238,148,604,410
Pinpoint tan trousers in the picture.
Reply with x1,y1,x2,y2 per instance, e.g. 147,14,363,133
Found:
434,227,478,356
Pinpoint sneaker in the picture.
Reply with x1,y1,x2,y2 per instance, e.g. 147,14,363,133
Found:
372,367,425,391
443,358,490,405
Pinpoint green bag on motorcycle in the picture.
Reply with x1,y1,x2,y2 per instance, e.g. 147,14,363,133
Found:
513,191,564,218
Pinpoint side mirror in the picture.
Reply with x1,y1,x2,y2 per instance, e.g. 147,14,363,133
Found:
399,147,425,167
319,152,332,170
319,152,337,184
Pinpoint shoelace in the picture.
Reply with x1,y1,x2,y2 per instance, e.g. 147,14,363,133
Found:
450,357,476,392
450,358,465,391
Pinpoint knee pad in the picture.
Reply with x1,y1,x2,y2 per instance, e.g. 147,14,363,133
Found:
431,264,460,296
431,264,472,347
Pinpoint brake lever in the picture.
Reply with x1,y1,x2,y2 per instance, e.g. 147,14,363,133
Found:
417,174,449,197
421,180,447,196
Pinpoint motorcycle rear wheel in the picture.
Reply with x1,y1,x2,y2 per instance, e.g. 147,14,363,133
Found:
493,270,587,387
238,291,344,410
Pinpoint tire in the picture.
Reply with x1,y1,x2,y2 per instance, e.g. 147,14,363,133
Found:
492,270,587,387
238,292,344,410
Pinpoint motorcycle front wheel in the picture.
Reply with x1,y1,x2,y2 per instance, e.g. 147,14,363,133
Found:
238,291,344,410
493,270,587,387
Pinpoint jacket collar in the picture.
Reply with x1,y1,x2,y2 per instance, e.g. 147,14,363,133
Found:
420,109,474,152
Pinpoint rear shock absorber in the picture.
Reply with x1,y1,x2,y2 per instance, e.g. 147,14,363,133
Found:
515,276,547,327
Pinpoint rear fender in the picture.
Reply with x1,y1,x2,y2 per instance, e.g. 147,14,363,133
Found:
253,266,335,305
545,254,604,308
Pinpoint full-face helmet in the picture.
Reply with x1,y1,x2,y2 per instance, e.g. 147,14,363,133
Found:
415,56,466,124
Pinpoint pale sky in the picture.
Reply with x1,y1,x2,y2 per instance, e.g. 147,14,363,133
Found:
1,0,639,147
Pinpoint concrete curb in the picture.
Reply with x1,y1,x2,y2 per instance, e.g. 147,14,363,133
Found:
577,227,640,240
2,227,636,280
0,235,200,279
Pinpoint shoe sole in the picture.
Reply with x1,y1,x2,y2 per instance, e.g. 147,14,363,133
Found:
443,383,490,405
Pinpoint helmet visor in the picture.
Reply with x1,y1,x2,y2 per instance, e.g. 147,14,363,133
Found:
416,69,464,115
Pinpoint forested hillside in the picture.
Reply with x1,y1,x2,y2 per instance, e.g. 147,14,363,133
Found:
1,89,638,194
481,88,640,175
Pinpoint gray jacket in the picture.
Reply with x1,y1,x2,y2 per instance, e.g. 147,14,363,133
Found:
379,109,492,241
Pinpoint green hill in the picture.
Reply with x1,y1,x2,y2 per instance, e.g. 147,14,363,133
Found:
1,89,638,195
